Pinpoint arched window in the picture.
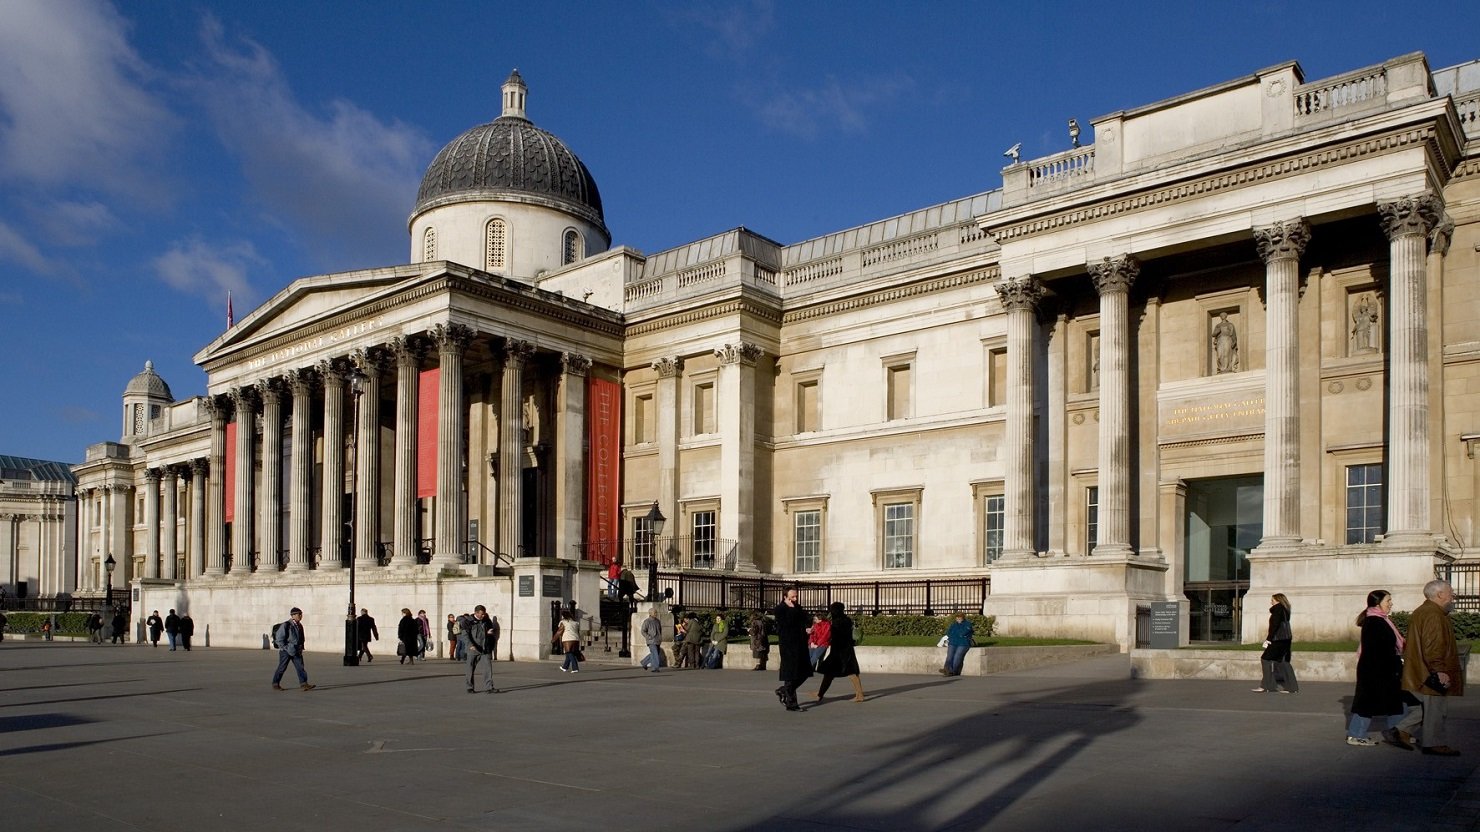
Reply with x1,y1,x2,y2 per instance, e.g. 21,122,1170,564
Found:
563,229,582,265
422,227,437,262
485,219,507,270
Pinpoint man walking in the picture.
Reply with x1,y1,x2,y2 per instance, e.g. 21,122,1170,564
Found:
640,608,664,671
146,610,164,647
773,588,813,711
355,608,379,663
164,609,180,650
1394,580,1464,755
462,605,499,694
271,607,315,691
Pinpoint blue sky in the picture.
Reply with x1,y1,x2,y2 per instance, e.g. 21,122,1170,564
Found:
2,0,1477,464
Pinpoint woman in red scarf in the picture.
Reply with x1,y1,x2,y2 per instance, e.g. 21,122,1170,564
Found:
1345,589,1412,748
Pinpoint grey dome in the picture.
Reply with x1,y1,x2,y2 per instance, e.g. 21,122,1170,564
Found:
414,116,605,228
124,360,173,400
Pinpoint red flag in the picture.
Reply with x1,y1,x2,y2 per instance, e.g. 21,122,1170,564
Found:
227,291,234,328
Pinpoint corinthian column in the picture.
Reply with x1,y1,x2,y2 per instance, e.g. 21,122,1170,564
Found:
189,459,206,578
318,359,348,570
228,387,257,574
204,396,228,576
995,276,1044,558
1379,195,1441,544
431,324,474,566
161,466,178,579
257,378,284,570
389,336,424,567
653,357,683,529
717,342,763,571
351,347,386,569
286,368,314,572
499,338,534,559
1254,219,1310,548
555,353,591,561
143,468,161,578
1090,255,1138,557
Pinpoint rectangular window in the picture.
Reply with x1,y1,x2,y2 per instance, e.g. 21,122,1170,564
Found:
988,348,1007,407
693,382,715,435
794,509,822,572
692,510,716,568
886,364,912,421
984,494,1005,561
796,380,819,433
634,393,654,444
1345,463,1384,544
632,517,654,569
1086,486,1099,553
883,503,914,568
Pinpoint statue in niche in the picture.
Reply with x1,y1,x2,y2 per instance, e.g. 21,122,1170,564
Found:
522,395,540,446
1351,293,1380,354
1211,312,1239,374
1088,334,1100,391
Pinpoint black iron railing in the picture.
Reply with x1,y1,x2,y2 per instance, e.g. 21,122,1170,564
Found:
650,572,989,616
1438,561,1480,611
575,537,739,571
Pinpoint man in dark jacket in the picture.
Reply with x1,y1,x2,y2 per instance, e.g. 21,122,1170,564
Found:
270,607,314,691
164,609,180,650
462,605,499,694
773,588,812,711
178,614,194,650
355,609,379,663
1395,580,1465,756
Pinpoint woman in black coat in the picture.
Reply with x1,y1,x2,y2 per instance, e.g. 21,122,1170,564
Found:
397,608,420,665
814,602,866,703
772,588,812,711
1346,589,1411,748
1254,593,1299,693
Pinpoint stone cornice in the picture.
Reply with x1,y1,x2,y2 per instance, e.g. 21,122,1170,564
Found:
625,296,781,338
781,266,999,325
987,125,1444,245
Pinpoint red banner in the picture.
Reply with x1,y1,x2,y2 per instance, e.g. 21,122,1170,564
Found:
223,421,237,523
585,377,621,563
417,368,439,498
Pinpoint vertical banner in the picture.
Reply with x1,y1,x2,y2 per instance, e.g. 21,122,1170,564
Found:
417,367,439,498
585,377,621,563
223,421,237,523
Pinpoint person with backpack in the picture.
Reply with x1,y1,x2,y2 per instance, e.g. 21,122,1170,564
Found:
461,605,499,693
270,607,315,691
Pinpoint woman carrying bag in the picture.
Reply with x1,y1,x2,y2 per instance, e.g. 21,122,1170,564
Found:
1346,589,1413,748
813,602,865,703
557,610,582,673
1254,593,1299,693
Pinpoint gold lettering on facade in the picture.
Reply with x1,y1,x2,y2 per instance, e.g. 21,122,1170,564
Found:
1163,397,1266,426
245,318,385,371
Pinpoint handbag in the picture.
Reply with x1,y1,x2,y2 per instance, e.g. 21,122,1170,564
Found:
1424,671,1449,695
396,642,406,657
577,649,587,662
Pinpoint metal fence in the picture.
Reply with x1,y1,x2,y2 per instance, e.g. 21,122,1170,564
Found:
652,572,989,616
576,537,740,571
1439,561,1480,611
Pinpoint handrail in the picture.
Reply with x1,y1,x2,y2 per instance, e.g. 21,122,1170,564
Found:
467,540,513,568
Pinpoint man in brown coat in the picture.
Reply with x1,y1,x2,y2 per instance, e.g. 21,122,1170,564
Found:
1394,580,1464,756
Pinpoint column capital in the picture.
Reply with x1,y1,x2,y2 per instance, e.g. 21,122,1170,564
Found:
652,356,684,378
317,356,350,383
228,385,257,413
560,352,592,377
350,345,389,377
143,467,162,484
189,458,209,476
1431,216,1456,256
502,338,535,366
1089,255,1139,296
1253,218,1311,263
388,334,427,366
286,366,317,396
253,376,283,406
1378,194,1442,240
162,464,182,481
715,342,763,366
995,276,1045,312
430,322,476,354
202,393,232,420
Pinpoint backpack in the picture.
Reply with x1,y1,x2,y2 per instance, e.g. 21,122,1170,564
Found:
272,621,291,649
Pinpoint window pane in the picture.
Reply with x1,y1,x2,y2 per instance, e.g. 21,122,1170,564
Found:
633,517,653,568
985,494,1004,561
795,510,821,573
692,510,716,567
884,503,914,568
1344,464,1383,545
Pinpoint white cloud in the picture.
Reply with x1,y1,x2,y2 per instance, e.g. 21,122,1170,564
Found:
677,0,776,60
34,200,121,247
153,237,263,303
0,0,175,195
748,74,915,139
0,220,54,273
190,19,434,268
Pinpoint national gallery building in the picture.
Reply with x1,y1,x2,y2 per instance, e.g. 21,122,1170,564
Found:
39,54,1480,654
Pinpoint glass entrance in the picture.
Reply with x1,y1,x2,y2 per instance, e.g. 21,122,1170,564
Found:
1183,476,1261,642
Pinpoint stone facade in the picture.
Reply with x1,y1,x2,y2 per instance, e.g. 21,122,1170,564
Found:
49,53,1480,652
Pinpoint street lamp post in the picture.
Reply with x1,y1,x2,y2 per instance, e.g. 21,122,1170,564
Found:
343,369,366,667
103,553,116,612
643,501,666,600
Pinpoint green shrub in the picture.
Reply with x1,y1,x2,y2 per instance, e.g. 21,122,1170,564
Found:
854,614,995,639
2,611,91,635
1391,610,1480,641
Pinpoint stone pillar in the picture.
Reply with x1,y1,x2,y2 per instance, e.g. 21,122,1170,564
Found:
143,468,161,579
257,378,283,571
318,359,348,571
1253,219,1310,548
1378,195,1441,543
431,324,474,566
716,343,762,571
286,368,314,572
1089,255,1138,557
351,347,386,568
498,338,534,559
229,387,256,574
555,353,591,560
161,467,178,579
189,459,206,578
204,396,228,576
653,357,683,526
995,276,1044,558
390,336,424,567
107,484,129,590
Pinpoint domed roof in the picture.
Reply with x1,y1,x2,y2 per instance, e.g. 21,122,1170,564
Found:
413,71,605,229
125,360,173,400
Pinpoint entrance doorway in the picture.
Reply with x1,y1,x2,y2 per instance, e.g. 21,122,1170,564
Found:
1183,475,1261,642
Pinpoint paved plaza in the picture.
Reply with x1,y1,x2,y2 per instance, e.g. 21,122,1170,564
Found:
1,640,1477,831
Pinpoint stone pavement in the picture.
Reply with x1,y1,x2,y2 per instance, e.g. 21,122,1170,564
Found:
1,641,1476,832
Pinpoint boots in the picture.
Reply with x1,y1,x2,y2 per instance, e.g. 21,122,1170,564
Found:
784,686,802,712
849,675,866,702
815,675,833,701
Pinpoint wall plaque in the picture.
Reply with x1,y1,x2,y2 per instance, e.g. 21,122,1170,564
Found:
518,576,534,597
542,576,563,598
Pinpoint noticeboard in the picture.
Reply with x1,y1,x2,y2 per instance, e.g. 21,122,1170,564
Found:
1149,601,1181,649
542,576,563,598
518,576,535,597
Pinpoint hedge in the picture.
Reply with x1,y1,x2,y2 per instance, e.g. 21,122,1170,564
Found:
670,608,996,641
1,611,92,635
1390,610,1480,642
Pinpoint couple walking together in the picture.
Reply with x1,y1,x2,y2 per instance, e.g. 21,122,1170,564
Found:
773,589,864,711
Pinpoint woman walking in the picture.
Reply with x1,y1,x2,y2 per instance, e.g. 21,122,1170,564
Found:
446,613,462,661
1346,589,1413,748
557,610,582,673
1254,593,1299,693
416,610,431,658
814,602,865,703
397,608,420,665
807,613,831,670
748,612,769,671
